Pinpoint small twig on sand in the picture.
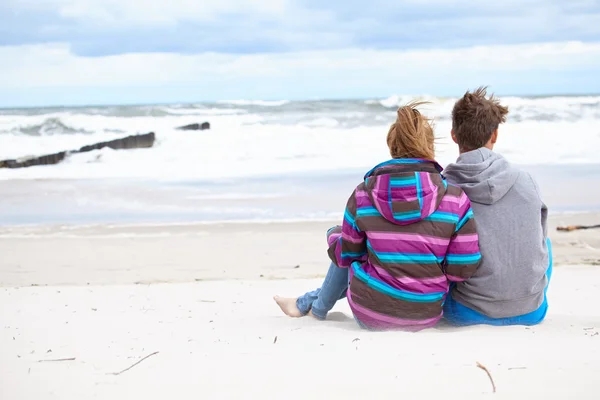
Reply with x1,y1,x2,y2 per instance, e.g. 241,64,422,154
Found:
109,351,159,376
273,336,278,344
557,224,600,232
38,357,76,363
477,362,496,393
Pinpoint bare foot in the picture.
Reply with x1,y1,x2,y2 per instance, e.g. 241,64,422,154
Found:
273,296,304,318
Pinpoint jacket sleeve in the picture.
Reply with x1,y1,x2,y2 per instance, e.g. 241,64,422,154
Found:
444,193,481,282
327,190,367,268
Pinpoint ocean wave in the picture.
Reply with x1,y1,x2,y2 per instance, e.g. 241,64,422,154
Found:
365,95,450,108
216,99,290,107
1,95,600,182
161,107,247,116
3,117,92,136
2,116,600,183
185,192,286,200
2,96,600,134
0,111,259,139
365,94,600,122
304,117,340,128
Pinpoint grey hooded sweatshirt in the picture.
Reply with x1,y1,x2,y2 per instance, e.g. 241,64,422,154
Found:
443,148,549,318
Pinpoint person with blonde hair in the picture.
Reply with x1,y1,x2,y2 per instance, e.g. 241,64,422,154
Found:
274,103,482,330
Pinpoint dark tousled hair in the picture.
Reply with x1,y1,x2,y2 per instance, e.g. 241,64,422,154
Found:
451,87,509,152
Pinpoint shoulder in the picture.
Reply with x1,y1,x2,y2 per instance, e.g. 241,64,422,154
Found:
446,182,469,203
444,182,471,213
513,169,543,201
348,182,371,208
445,182,464,197
352,182,369,199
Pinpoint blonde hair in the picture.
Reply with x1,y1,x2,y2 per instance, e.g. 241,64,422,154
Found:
387,101,435,160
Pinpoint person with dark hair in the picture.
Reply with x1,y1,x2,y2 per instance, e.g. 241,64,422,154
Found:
274,102,482,331
443,87,552,326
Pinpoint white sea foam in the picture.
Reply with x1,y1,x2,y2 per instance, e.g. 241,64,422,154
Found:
367,94,600,121
366,94,445,109
216,99,290,106
185,193,286,200
160,107,248,116
1,96,599,185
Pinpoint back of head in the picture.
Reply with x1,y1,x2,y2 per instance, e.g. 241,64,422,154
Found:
452,87,509,152
387,101,435,160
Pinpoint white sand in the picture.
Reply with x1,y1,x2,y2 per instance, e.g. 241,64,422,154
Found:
0,217,599,399
1,269,600,399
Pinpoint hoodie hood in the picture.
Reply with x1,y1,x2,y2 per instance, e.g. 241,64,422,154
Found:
363,159,447,226
443,148,519,205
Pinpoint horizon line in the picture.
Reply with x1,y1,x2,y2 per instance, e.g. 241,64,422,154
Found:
2,92,600,111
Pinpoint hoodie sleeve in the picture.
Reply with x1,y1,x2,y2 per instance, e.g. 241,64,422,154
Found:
327,190,367,268
444,192,481,282
541,201,548,239
529,173,549,239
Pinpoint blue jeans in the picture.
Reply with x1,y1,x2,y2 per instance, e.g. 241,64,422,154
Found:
444,238,553,326
297,262,349,320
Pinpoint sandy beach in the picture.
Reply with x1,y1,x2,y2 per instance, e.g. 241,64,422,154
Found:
3,2,600,398
1,214,600,399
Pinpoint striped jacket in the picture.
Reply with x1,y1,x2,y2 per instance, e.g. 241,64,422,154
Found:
327,159,481,330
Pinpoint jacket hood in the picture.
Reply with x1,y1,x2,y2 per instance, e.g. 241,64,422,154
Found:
363,159,447,226
443,148,519,205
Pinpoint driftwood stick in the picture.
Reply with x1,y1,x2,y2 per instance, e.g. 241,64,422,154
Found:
109,351,159,376
38,357,76,363
476,362,496,393
557,224,600,232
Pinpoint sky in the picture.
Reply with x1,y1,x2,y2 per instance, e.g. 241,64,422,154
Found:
2,0,600,107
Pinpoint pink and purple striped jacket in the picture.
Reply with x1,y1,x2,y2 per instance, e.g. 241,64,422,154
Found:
327,159,481,330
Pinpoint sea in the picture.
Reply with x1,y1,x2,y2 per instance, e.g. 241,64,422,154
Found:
1,95,600,226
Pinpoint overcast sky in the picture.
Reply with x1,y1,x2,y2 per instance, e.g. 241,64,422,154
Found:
2,0,600,107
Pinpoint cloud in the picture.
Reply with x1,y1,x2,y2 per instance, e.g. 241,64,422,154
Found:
3,0,600,56
8,0,289,24
2,1,600,106
4,41,600,87
2,41,599,106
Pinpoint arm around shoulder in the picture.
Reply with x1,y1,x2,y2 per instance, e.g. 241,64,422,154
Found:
444,194,482,282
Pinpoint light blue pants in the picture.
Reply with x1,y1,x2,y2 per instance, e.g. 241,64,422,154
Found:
296,262,369,329
444,238,553,326
296,262,349,320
